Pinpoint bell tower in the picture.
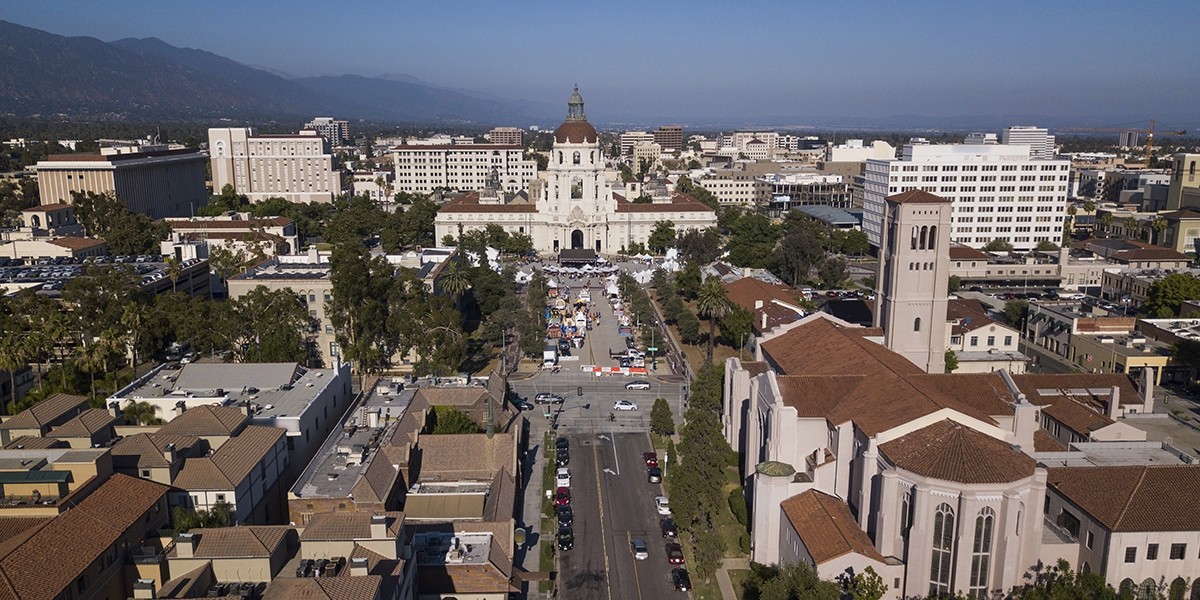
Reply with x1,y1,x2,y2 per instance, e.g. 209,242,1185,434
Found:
873,190,952,373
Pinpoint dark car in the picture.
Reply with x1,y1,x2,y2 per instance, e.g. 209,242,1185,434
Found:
672,568,692,591
557,527,574,551
557,505,574,527
647,466,662,483
660,518,678,538
556,450,570,467
556,437,569,451
666,542,685,564
555,486,571,506
514,400,535,411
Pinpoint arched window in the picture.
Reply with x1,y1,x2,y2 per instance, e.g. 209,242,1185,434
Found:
929,225,937,249
899,487,912,539
1081,562,1090,574
590,151,595,163
929,503,955,596
914,317,922,332
1189,578,1200,600
1169,577,1187,600
968,507,995,598
920,225,928,249
911,226,918,249
573,151,581,165
558,151,563,165
1119,579,1136,600
1190,160,1196,176
1139,579,1158,600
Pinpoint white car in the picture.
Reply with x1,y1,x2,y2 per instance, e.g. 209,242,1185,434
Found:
613,400,639,411
556,467,571,488
624,380,651,390
655,495,671,515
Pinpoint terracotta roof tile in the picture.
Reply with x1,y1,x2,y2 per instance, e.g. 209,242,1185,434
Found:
1010,373,1142,436
175,426,283,490
416,433,514,480
111,432,203,469
880,419,1034,484
554,121,598,144
949,245,991,261
157,405,248,437
1034,430,1067,452
0,518,50,547
299,511,403,541
0,394,87,431
437,192,537,214
263,575,382,600
413,388,487,407
179,526,293,559
46,409,115,438
779,490,885,564
1047,465,1200,532
613,192,714,213
158,562,214,599
0,474,168,600
761,317,923,378
2,436,66,450
887,189,950,204
47,237,106,251
946,298,1003,335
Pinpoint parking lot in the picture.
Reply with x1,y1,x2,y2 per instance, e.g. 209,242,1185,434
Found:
554,431,687,599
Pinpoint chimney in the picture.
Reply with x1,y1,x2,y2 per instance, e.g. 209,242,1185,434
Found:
1107,385,1121,419
175,532,196,558
370,514,388,539
754,300,764,310
349,556,370,576
108,401,123,420
174,400,187,417
163,442,177,465
132,579,156,600
1141,367,1156,412
760,310,767,332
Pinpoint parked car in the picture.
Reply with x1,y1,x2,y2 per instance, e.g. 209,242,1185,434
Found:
672,568,692,591
536,393,565,405
625,380,652,390
556,467,571,488
557,527,574,551
630,538,649,560
655,495,671,515
647,466,662,483
556,451,570,467
666,542,685,564
513,400,535,411
644,452,659,468
555,487,571,506
557,505,574,527
556,437,569,451
660,518,678,538
613,400,639,411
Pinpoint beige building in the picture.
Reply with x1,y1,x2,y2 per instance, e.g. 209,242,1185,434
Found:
209,127,344,203
1157,208,1200,254
945,298,1028,373
172,425,289,525
168,526,297,583
487,126,524,146
36,146,208,218
391,144,536,194
630,142,662,171
162,213,300,260
1166,152,1200,210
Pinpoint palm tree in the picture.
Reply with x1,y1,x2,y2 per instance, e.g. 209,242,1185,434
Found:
122,400,162,426
1123,216,1140,239
439,262,471,305
75,330,119,401
1083,200,1097,216
0,332,29,415
1098,213,1114,234
696,276,733,364
1151,216,1168,245
164,257,182,294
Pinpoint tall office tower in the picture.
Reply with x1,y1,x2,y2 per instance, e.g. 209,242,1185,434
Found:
209,128,344,203
304,117,350,147
654,125,684,152
1001,126,1055,160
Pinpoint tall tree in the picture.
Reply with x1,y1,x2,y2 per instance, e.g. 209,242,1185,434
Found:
328,245,398,378
647,220,677,255
696,277,732,364
1143,273,1200,318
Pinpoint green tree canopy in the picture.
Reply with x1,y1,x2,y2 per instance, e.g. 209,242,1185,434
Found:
1143,273,1200,318
725,213,780,268
649,397,675,436
427,406,484,434
648,220,677,255
1005,299,1031,326
70,191,169,255
983,238,1015,252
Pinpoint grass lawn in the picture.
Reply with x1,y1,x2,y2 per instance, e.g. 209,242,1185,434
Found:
728,569,751,600
539,432,558,593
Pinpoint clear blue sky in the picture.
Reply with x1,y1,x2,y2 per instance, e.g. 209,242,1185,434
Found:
8,1,1200,125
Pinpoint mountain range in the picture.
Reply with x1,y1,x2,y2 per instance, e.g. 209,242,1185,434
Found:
0,20,545,125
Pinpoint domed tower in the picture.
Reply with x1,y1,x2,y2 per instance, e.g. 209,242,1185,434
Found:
541,85,612,252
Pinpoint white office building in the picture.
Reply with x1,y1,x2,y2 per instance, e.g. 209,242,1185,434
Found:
619,131,655,156
1001,126,1056,160
863,144,1071,251
391,144,537,194
208,128,344,203
304,117,350,147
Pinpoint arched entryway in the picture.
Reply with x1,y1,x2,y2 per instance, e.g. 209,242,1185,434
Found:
571,229,584,249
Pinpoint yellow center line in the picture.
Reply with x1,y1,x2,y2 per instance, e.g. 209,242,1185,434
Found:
594,437,614,600
628,530,644,600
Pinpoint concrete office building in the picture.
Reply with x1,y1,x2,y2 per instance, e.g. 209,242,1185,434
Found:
653,125,684,152
1166,153,1200,210
208,128,344,204
631,142,662,170
36,146,208,218
303,117,350,147
863,143,1071,251
620,131,655,155
391,144,537,194
826,139,897,163
1001,126,1056,160
488,126,524,146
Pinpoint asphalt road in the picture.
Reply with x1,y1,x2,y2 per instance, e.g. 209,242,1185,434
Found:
556,431,688,600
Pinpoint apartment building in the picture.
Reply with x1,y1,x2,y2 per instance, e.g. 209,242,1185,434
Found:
172,424,289,525
391,144,536,194
162,213,300,259
488,126,523,146
304,117,350,147
863,143,1071,251
35,145,208,218
209,127,344,203
630,142,662,170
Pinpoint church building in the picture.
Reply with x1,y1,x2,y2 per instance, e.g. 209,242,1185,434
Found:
434,86,717,254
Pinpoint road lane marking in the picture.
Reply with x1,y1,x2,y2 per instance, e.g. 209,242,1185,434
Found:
609,430,620,475
627,531,645,600
593,436,614,600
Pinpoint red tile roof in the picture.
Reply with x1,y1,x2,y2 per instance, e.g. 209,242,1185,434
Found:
554,121,598,144
437,192,537,214
949,245,991,261
880,419,1035,483
887,190,950,204
1048,465,1200,532
46,237,106,251
613,192,714,213
779,490,885,564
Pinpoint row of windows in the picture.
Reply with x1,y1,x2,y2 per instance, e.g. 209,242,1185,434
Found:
1124,543,1193,562
893,164,1068,172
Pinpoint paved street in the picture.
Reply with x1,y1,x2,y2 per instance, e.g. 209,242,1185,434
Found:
555,431,685,600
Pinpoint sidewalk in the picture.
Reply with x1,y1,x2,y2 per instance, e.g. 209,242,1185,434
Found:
715,557,750,600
